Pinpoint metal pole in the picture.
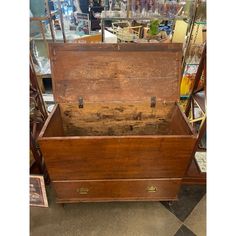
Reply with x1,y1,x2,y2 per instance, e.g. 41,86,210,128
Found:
58,0,66,42
45,0,55,42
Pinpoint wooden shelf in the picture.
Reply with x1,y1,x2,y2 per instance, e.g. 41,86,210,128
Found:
30,10,60,21
101,16,188,21
182,158,206,184
193,91,206,113
30,16,50,21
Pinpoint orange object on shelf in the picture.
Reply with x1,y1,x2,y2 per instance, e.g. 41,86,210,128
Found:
180,74,195,97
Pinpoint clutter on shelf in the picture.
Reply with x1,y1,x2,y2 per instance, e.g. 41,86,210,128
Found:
101,0,192,18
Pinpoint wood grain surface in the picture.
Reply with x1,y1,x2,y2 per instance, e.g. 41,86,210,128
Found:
53,178,181,202
60,102,175,136
37,43,198,202
49,43,182,103
39,104,64,137
39,135,196,180
39,102,194,137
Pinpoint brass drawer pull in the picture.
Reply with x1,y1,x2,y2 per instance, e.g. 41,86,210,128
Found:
147,185,157,193
76,187,89,195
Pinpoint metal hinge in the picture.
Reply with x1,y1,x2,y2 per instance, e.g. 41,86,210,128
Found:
78,97,84,108
150,96,156,108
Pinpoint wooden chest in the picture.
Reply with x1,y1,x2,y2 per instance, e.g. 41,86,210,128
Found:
38,43,196,203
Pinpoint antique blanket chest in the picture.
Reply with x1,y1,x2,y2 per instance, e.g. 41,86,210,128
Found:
38,43,197,203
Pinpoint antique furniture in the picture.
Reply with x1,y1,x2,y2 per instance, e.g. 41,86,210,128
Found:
39,43,197,203
30,59,50,184
183,44,206,184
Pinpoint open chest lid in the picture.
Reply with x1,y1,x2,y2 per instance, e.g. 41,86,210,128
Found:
49,43,182,104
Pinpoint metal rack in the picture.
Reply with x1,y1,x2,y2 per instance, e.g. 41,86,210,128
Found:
30,56,50,184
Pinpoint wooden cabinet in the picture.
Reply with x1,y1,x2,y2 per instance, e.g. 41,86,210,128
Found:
39,43,197,203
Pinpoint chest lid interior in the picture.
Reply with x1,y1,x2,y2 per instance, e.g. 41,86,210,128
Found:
49,43,182,104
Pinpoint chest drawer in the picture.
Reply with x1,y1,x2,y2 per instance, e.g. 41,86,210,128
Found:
53,178,181,203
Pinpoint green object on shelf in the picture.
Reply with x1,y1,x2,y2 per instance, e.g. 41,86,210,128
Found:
149,19,160,36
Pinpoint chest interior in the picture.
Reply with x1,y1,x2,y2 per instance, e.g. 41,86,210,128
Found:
43,101,193,137
42,43,193,138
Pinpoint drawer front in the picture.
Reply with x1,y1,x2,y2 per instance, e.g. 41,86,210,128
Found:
53,178,181,202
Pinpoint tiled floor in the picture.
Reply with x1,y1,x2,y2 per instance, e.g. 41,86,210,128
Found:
30,185,206,236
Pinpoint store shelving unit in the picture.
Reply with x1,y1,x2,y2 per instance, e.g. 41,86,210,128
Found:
99,0,196,42
183,44,206,184
30,0,67,93
30,57,50,184
180,0,206,98
30,0,66,47
29,1,67,183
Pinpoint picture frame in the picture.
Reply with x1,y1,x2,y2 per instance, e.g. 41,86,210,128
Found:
30,175,48,207
75,13,91,36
